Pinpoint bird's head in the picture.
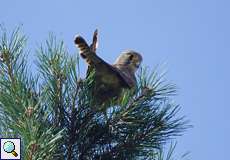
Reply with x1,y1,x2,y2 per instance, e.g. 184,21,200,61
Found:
114,50,143,73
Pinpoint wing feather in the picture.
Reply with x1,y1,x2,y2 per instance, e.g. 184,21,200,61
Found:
74,35,132,88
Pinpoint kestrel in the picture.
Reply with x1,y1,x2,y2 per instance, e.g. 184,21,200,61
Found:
74,30,142,104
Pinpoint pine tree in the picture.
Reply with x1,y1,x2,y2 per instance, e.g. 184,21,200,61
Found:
0,27,190,160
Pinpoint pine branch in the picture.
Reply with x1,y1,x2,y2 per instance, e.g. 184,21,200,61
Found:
0,27,190,160
0,27,63,160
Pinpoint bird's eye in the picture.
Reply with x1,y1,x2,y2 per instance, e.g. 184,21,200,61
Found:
129,54,134,60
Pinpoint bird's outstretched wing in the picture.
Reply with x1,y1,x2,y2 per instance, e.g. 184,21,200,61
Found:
90,29,98,53
74,34,132,88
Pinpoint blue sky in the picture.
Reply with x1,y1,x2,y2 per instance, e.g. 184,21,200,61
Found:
1,0,229,159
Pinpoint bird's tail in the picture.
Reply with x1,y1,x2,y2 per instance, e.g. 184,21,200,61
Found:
74,35,91,60
74,32,102,67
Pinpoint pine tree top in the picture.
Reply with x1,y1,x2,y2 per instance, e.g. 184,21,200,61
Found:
0,27,190,160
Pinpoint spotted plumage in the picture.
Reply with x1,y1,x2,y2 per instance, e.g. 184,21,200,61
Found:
74,30,142,104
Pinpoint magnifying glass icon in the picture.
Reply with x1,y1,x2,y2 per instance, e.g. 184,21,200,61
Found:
3,141,18,157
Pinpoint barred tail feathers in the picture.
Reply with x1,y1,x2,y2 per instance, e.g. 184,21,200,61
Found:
74,35,101,66
74,36,91,58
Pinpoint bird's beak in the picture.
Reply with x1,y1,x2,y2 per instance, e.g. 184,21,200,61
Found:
135,62,141,68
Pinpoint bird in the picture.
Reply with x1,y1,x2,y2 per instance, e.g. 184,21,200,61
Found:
74,30,142,104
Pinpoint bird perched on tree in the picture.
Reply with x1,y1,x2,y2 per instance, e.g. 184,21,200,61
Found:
74,30,142,104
